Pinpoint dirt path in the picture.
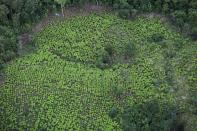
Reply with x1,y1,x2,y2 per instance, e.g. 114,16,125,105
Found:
18,4,111,49
0,4,110,86
32,4,111,33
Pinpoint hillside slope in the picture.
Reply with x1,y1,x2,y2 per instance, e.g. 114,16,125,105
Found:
0,14,196,130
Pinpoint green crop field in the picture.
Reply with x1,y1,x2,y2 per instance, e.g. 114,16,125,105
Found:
0,14,196,130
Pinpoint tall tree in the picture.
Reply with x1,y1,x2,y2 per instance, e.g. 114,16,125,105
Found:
54,0,70,17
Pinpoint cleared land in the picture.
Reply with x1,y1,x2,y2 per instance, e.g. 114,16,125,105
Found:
0,13,196,130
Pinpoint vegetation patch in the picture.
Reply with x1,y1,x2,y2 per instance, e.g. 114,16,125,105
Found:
0,14,196,130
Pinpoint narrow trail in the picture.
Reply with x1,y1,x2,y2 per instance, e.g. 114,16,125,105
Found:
18,4,111,49
1,4,110,86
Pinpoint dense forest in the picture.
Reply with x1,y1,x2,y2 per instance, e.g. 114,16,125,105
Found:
0,0,196,130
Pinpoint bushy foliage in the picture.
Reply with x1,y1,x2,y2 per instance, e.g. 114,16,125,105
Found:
189,86,197,115
0,0,55,70
108,106,119,119
0,26,17,63
108,100,179,131
191,27,197,40
171,11,187,30
96,42,136,69
121,101,178,131
105,44,115,57
96,51,111,69
0,0,54,27
1,14,186,130
0,0,196,71
111,0,197,39
124,42,135,59
0,59,3,70
111,84,123,98
150,33,164,42
0,10,196,130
